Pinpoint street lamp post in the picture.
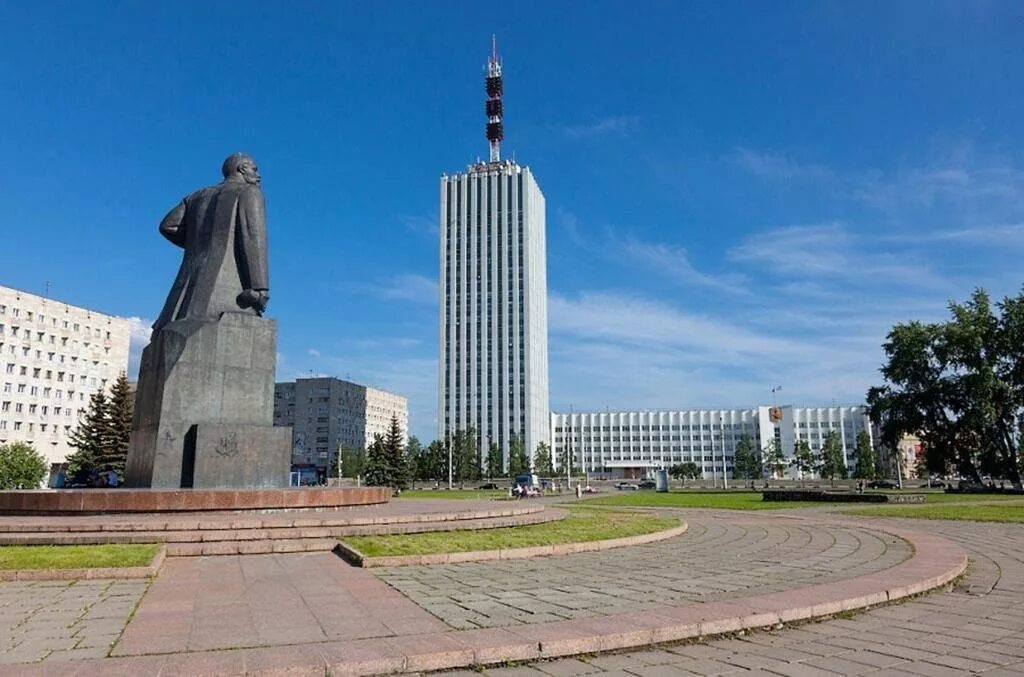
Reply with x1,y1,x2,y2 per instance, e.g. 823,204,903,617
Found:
721,414,728,490
447,436,453,490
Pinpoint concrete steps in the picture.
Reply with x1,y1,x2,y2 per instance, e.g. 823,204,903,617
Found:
0,505,565,556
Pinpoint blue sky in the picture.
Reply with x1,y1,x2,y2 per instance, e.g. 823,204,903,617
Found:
2,2,1023,441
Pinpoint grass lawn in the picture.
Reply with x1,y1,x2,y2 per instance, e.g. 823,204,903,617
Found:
845,501,1024,523
584,490,820,510
398,489,507,500
878,491,1024,503
342,508,679,557
0,544,161,570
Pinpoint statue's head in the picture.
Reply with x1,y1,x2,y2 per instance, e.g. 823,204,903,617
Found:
221,153,261,185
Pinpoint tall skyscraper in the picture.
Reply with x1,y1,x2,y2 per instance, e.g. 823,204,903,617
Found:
438,40,550,469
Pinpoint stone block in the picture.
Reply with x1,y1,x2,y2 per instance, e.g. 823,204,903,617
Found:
125,313,290,488
190,424,290,489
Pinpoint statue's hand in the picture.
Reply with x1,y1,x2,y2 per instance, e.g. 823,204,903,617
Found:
238,289,270,315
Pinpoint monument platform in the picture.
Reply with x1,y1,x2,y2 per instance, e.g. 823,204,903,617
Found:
0,487,389,515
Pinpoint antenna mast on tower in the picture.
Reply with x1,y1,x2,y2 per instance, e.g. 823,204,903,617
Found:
485,35,504,163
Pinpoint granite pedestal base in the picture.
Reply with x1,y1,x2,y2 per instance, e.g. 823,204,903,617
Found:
125,313,290,489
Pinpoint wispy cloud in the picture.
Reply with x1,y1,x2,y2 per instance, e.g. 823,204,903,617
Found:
562,115,640,139
619,238,748,294
373,274,438,305
399,213,438,237
728,148,834,182
548,291,879,412
307,348,321,358
125,316,153,380
728,222,952,290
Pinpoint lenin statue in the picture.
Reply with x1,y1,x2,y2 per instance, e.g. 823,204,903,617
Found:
152,153,270,331
125,153,291,489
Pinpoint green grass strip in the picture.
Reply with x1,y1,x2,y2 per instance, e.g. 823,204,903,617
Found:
397,489,508,500
845,502,1024,523
0,544,161,570
343,508,678,557
583,490,822,510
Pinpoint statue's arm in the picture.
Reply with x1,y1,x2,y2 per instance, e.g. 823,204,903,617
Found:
237,187,269,292
158,200,187,248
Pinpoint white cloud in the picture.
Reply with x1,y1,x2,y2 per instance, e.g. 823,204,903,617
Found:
374,274,438,305
125,316,153,380
547,291,879,413
728,148,834,182
307,348,321,358
728,223,951,290
562,115,640,139
620,238,748,294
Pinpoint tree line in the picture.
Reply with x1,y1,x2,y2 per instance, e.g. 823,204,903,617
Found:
334,421,567,490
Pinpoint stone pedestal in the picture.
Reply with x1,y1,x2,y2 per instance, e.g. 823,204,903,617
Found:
125,313,291,488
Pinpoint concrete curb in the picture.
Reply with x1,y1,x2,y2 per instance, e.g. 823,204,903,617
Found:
335,520,688,567
0,545,165,581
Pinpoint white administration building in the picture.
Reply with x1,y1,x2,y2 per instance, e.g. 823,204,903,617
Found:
0,285,131,469
550,405,874,480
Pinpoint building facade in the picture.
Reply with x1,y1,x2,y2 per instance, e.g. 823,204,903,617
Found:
438,161,550,468
273,377,408,479
550,405,874,480
0,285,131,467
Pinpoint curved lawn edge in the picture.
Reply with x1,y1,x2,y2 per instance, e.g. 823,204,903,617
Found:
336,520,687,567
0,545,165,581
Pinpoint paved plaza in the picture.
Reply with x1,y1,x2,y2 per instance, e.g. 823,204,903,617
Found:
376,517,912,629
0,506,1018,674
448,513,1024,677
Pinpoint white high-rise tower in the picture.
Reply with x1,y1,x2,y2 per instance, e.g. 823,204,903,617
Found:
438,39,550,470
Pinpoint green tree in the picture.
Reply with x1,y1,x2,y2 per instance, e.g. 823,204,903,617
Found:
762,440,787,480
867,288,1024,489
416,440,447,483
556,437,575,476
485,443,502,480
451,428,480,482
533,442,553,476
362,416,409,490
507,434,529,475
95,374,132,477
669,461,700,487
853,431,877,480
65,388,111,476
0,442,48,489
818,431,848,486
732,435,761,479
332,445,365,479
790,439,816,484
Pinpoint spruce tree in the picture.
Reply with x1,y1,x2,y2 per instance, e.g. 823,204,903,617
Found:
486,443,502,479
853,431,877,479
95,374,133,477
362,434,389,488
533,442,553,476
507,434,528,475
383,415,409,490
66,388,110,477
733,435,761,479
790,439,816,484
818,431,848,485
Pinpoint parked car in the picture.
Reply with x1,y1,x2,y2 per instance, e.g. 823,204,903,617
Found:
615,482,639,491
478,483,500,490
919,479,946,488
637,480,657,489
867,480,898,489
